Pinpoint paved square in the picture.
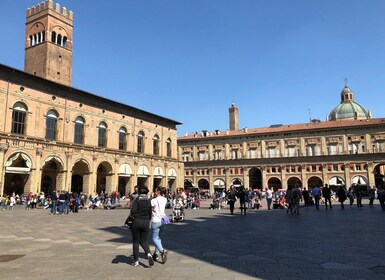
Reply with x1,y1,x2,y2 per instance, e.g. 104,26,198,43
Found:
0,200,384,280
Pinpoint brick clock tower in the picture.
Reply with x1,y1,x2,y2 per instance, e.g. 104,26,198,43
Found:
24,0,73,86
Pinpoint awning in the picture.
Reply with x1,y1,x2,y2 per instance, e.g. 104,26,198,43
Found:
118,164,132,177
167,168,177,179
213,179,225,188
137,165,150,178
154,167,164,179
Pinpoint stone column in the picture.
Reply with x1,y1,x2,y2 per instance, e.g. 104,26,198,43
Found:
282,165,288,189
301,164,307,189
261,165,267,189
64,151,73,191
344,163,351,187
225,167,230,187
208,168,214,194
243,167,249,189
0,144,9,195
322,164,328,187
32,148,43,193
367,162,375,187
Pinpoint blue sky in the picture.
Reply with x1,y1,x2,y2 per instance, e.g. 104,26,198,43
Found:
1,1,385,136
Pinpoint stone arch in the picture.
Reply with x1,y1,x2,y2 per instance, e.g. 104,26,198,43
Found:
198,178,209,195
249,167,262,190
4,152,33,195
287,176,302,189
267,177,282,191
213,178,226,192
96,161,113,195
308,176,323,190
41,155,65,194
374,163,385,187
71,159,91,194
137,164,149,187
328,176,346,192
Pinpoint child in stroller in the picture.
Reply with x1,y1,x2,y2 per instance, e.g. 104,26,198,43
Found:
172,198,185,223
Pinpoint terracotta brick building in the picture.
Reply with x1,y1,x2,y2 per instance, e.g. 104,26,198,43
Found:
0,1,183,197
178,87,385,195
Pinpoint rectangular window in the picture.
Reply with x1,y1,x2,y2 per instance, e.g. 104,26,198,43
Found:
74,123,83,144
45,117,57,140
12,110,26,135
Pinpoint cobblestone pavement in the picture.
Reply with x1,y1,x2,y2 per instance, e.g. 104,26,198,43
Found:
0,200,384,280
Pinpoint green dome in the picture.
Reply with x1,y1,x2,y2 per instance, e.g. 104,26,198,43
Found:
328,102,368,121
328,84,370,121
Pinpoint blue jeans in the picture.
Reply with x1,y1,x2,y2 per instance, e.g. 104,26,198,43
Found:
266,198,272,210
151,222,163,254
314,196,320,209
51,200,57,214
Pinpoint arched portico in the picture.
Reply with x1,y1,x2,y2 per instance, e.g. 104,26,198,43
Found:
4,152,32,195
268,177,282,191
71,159,91,194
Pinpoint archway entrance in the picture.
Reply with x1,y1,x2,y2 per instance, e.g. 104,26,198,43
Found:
249,168,262,190
4,174,26,195
41,157,64,195
268,177,282,191
96,162,112,195
213,178,226,192
374,164,385,187
328,176,345,192
198,178,210,196
287,177,302,189
71,175,83,194
71,160,90,194
308,176,323,190
4,153,32,195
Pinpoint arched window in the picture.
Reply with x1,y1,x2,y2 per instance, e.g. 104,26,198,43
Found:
30,35,34,47
153,134,159,156
166,138,172,158
118,127,127,151
11,102,27,135
63,36,67,48
45,110,58,140
74,116,85,144
137,131,144,153
57,34,62,46
51,31,56,43
98,122,107,148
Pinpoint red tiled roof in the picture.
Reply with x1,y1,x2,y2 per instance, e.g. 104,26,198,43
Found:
178,118,385,140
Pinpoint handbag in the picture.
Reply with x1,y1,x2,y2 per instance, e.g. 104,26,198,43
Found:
124,213,135,228
157,199,170,225
161,215,170,225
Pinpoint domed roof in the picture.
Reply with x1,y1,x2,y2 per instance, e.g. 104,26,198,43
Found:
328,102,368,121
327,84,370,121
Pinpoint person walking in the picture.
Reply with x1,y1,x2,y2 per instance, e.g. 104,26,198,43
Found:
237,186,248,215
377,186,385,212
130,186,154,267
322,184,333,210
302,187,310,207
355,185,363,207
226,186,237,215
347,187,355,206
337,185,347,209
265,187,273,210
368,186,376,207
312,185,322,210
151,186,168,264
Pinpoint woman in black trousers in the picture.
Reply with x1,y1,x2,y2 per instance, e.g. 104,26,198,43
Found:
130,186,154,267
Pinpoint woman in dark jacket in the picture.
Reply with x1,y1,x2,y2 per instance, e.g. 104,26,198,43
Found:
337,185,347,209
226,186,237,215
130,186,154,267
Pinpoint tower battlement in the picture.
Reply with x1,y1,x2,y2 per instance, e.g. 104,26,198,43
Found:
27,0,73,20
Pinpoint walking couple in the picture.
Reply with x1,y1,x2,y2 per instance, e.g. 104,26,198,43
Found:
129,185,168,267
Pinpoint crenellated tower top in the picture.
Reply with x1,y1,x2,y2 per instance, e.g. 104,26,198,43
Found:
26,1,73,20
24,0,74,86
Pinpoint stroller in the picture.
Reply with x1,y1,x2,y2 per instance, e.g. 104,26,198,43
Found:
172,199,185,223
